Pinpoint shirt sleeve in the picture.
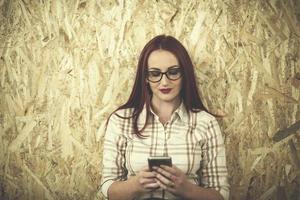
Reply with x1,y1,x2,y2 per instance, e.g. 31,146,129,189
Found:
200,117,230,200
100,113,128,198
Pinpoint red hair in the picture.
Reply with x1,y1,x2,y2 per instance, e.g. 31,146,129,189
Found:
110,35,210,138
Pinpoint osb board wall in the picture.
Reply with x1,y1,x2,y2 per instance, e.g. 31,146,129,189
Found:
0,0,299,199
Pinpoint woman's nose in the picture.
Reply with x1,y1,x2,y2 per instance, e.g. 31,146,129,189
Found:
160,74,169,85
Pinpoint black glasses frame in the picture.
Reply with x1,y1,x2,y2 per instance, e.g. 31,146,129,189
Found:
146,68,183,83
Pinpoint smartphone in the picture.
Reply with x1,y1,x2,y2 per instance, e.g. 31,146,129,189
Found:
148,156,172,170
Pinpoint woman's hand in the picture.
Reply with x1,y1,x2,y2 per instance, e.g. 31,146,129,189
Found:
153,165,192,198
130,166,160,195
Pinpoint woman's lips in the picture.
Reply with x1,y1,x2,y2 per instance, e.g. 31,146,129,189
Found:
159,88,172,94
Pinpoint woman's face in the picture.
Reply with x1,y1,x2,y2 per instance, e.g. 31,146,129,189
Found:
147,49,183,105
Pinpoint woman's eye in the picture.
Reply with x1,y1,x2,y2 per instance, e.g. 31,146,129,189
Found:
149,71,161,77
168,69,180,75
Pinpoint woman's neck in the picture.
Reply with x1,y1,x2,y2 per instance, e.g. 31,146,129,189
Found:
151,98,181,124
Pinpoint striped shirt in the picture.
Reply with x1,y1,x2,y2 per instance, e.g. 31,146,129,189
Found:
100,103,230,199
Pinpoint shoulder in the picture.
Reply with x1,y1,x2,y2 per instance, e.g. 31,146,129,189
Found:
194,110,217,125
105,108,135,138
193,111,223,140
106,108,135,126
109,107,135,119
113,108,135,118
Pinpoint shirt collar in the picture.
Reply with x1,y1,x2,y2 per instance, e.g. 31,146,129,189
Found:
138,101,189,124
173,101,189,123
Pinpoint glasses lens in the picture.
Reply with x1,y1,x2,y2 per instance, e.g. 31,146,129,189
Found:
166,68,182,80
147,71,162,82
147,67,182,82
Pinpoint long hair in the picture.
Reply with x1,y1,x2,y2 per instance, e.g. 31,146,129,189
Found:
109,35,210,138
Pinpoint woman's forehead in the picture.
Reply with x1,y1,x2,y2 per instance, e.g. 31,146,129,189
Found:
147,49,179,70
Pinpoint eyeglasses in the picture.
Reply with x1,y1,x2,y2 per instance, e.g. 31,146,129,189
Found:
146,67,183,83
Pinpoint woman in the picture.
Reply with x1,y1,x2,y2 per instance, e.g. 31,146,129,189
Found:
100,35,229,200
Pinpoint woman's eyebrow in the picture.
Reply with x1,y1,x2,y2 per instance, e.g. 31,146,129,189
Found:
148,67,161,71
148,65,180,71
168,65,180,69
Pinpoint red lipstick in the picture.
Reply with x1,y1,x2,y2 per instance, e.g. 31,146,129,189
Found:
159,88,172,94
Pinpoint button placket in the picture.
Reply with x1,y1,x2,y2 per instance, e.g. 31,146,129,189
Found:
163,122,170,156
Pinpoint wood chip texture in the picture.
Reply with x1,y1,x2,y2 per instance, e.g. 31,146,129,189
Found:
0,0,299,199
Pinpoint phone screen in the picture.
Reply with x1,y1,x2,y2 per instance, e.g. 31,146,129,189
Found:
148,156,172,170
